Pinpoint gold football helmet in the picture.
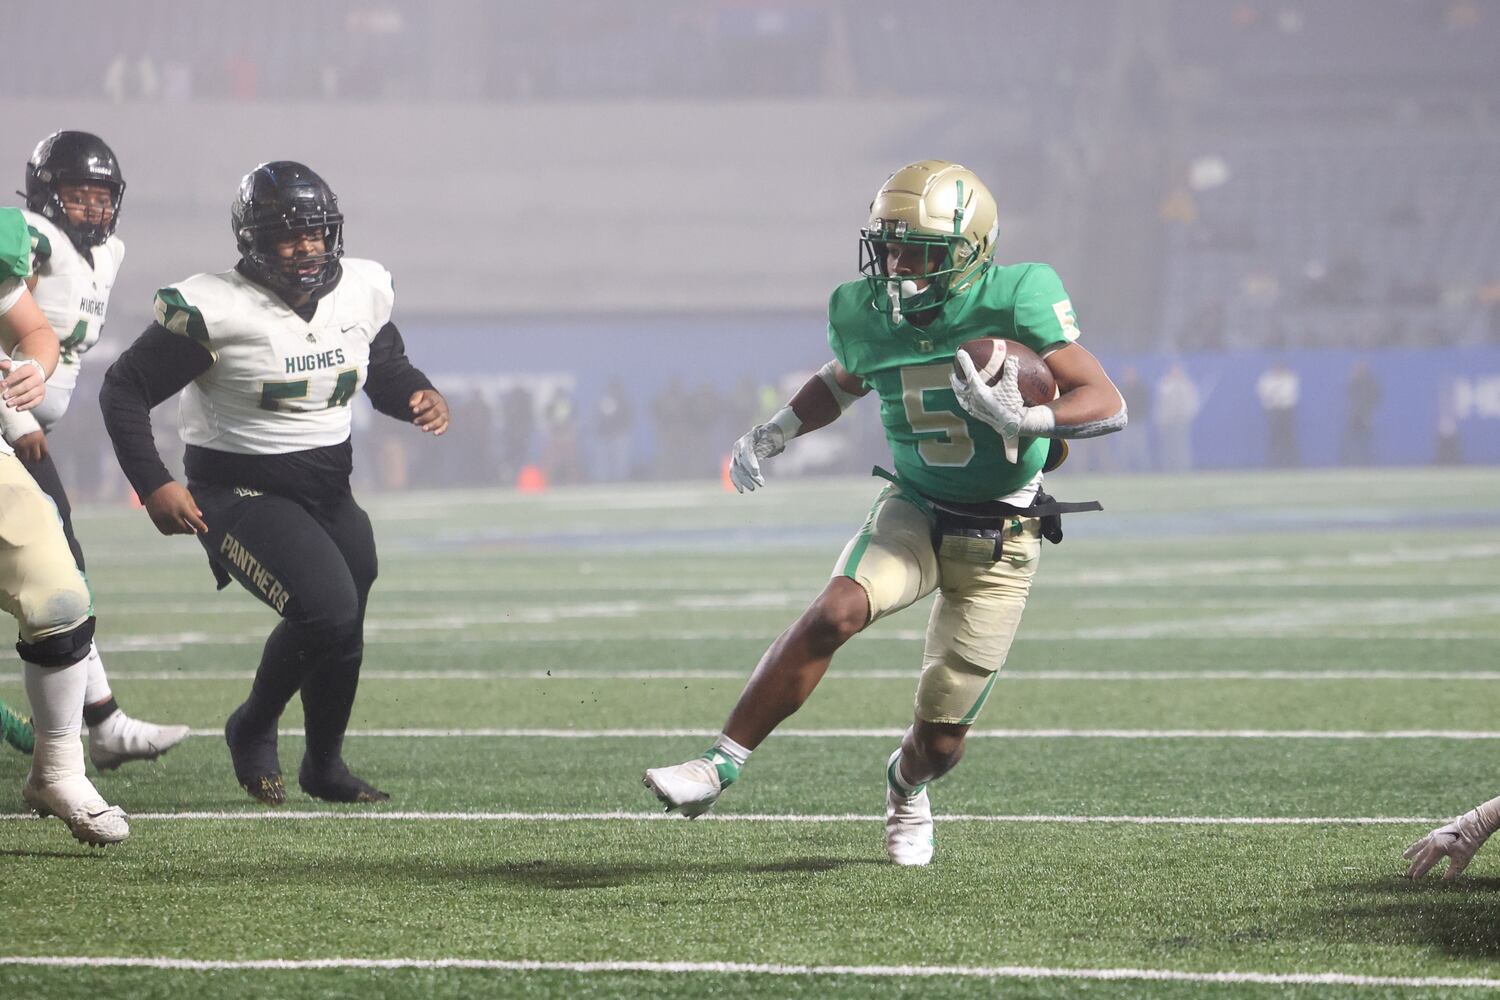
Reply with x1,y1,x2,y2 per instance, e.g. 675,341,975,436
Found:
859,160,998,317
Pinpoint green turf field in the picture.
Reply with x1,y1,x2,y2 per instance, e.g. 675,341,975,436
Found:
3,468,1500,998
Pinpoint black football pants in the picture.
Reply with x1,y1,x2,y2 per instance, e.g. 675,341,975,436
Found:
23,450,86,573
193,483,378,772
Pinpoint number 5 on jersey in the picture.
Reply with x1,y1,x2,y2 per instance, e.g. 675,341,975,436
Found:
259,368,359,412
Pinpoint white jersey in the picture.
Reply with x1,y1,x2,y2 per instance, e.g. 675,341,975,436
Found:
13,210,124,432
155,258,394,455
0,275,22,315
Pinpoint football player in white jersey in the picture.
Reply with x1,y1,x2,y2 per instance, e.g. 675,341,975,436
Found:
0,205,127,845
101,161,448,805
10,130,191,770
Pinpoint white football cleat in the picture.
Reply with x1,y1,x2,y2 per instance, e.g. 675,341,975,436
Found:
88,713,191,771
23,775,130,846
643,756,730,819
885,749,934,866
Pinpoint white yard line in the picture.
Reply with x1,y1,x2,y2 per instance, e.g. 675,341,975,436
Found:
170,727,1500,740
1,955,1495,989
88,628,1496,652
72,669,1500,682
0,810,1442,825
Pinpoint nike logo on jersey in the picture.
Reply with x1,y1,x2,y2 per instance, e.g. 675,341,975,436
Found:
341,324,360,333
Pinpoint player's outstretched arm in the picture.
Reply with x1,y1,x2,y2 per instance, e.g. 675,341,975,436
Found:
729,360,868,493
1405,794,1500,880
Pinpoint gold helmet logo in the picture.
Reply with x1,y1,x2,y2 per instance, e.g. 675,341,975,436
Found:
859,160,999,319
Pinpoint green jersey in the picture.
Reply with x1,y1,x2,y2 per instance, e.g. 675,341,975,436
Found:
0,207,31,281
827,262,1079,503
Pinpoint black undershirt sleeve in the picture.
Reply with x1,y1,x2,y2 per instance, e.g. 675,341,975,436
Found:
363,321,436,421
99,322,214,498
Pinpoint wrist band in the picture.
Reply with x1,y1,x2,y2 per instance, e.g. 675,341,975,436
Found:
9,357,45,380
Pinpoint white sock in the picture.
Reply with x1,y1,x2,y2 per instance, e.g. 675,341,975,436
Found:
888,749,924,797
82,641,113,709
713,734,752,767
23,659,87,786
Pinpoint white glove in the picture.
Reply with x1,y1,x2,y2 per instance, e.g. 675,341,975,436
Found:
728,422,786,493
1404,795,1500,879
950,353,1027,463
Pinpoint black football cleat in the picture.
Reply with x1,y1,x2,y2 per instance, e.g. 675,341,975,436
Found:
225,703,286,807
298,757,390,803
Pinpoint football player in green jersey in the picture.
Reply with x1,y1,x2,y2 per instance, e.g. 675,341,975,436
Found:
0,207,127,845
645,161,1127,866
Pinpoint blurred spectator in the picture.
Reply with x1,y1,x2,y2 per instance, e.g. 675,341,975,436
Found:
102,54,157,102
1436,380,1465,464
225,51,259,100
103,55,127,103
593,378,634,482
650,377,690,479
1339,360,1382,466
498,386,535,486
1256,361,1301,467
1154,363,1200,473
454,391,498,485
543,388,582,485
682,382,721,478
1115,366,1152,472
161,60,193,102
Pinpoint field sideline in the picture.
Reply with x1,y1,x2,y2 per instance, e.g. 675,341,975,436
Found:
2,468,1499,999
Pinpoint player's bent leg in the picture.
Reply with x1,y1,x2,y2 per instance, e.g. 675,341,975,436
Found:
722,486,937,748
644,579,871,818
722,577,872,747
646,486,937,817
882,518,1040,866
20,619,129,846
296,497,386,803
85,642,191,770
0,461,127,845
885,742,936,867
196,487,367,805
885,718,972,868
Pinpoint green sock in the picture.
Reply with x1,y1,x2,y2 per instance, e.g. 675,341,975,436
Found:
701,734,750,787
698,749,737,787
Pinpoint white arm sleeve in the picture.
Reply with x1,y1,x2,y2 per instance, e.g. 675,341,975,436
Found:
0,398,41,442
816,361,861,412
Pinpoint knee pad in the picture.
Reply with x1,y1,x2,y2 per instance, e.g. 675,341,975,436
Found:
17,616,96,668
915,653,999,727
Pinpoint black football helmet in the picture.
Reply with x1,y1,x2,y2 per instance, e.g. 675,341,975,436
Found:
23,130,126,251
232,161,344,296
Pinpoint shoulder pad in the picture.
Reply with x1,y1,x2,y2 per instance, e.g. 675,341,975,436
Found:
1011,263,1078,350
0,208,30,280
338,257,396,327
153,278,217,352
27,226,51,265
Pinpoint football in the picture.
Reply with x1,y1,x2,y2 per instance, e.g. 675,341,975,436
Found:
953,338,1057,406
